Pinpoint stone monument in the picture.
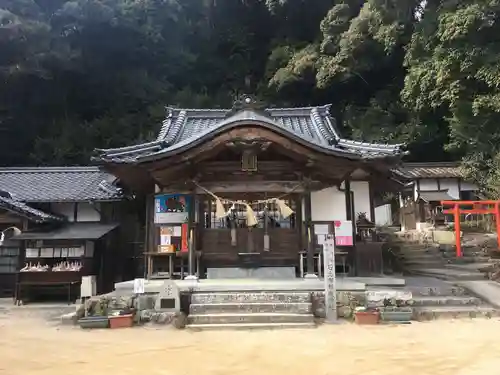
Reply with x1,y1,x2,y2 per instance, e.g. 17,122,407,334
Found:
323,234,337,323
154,280,181,313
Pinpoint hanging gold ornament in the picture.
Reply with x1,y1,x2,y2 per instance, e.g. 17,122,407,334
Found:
275,198,294,219
245,204,258,227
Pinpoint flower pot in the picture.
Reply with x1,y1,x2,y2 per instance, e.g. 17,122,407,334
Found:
354,311,380,325
380,308,413,323
109,314,134,329
78,316,109,329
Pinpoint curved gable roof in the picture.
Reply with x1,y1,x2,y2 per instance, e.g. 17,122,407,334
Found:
95,104,406,164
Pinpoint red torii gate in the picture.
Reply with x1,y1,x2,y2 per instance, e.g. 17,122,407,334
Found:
440,200,500,257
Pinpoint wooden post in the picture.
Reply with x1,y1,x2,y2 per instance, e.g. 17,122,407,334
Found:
454,203,461,257
495,202,500,251
304,187,315,277
144,194,154,279
187,191,196,277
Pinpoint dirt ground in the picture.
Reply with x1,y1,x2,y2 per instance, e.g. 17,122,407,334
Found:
1,309,500,375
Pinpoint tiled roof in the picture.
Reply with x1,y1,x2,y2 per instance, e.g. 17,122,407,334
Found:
0,196,65,223
95,103,406,163
0,167,123,202
396,162,463,179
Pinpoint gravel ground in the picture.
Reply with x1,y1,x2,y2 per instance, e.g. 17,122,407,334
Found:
1,302,500,375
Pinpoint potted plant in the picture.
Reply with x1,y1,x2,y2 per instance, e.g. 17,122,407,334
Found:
380,298,414,323
108,306,135,329
78,297,110,329
354,306,380,325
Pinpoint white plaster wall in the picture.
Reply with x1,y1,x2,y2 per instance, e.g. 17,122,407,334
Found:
375,204,392,226
414,178,439,200
76,202,101,222
310,186,347,221
351,181,372,221
414,178,474,200
439,179,460,199
50,202,101,222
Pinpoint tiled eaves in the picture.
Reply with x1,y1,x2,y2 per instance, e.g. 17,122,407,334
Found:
0,167,123,202
0,196,65,223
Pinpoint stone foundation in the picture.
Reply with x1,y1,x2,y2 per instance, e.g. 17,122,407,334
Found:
311,291,366,319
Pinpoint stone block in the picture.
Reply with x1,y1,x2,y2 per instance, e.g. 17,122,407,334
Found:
432,230,457,245
136,294,156,310
61,312,78,325
311,291,366,319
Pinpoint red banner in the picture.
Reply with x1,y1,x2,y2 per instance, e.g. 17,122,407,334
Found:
180,223,189,252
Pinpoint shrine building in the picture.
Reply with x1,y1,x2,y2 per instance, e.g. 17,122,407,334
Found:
94,96,407,280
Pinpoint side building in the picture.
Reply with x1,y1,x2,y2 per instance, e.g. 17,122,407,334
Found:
395,162,480,231
0,167,142,300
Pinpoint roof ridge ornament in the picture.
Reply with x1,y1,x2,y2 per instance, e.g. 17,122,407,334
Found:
226,94,267,117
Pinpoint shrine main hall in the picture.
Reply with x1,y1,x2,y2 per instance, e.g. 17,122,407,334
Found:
94,96,406,280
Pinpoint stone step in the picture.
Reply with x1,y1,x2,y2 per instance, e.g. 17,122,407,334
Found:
412,295,482,306
405,285,469,297
410,268,485,281
190,302,312,315
400,253,442,260
190,292,311,305
413,305,499,320
404,262,447,271
186,322,317,331
187,312,315,325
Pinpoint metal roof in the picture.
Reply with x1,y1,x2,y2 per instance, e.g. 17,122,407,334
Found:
95,102,406,163
0,167,123,202
395,162,463,179
13,222,119,240
0,196,65,223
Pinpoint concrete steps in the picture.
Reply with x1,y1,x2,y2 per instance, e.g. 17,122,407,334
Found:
186,322,316,331
188,291,315,330
188,312,315,325
190,302,311,314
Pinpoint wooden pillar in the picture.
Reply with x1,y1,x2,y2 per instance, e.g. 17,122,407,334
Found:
345,180,352,221
187,191,196,277
144,194,155,279
495,202,500,251
304,187,315,277
454,203,461,257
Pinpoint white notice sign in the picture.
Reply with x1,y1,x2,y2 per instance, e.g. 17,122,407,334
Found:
133,278,145,294
323,234,337,323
